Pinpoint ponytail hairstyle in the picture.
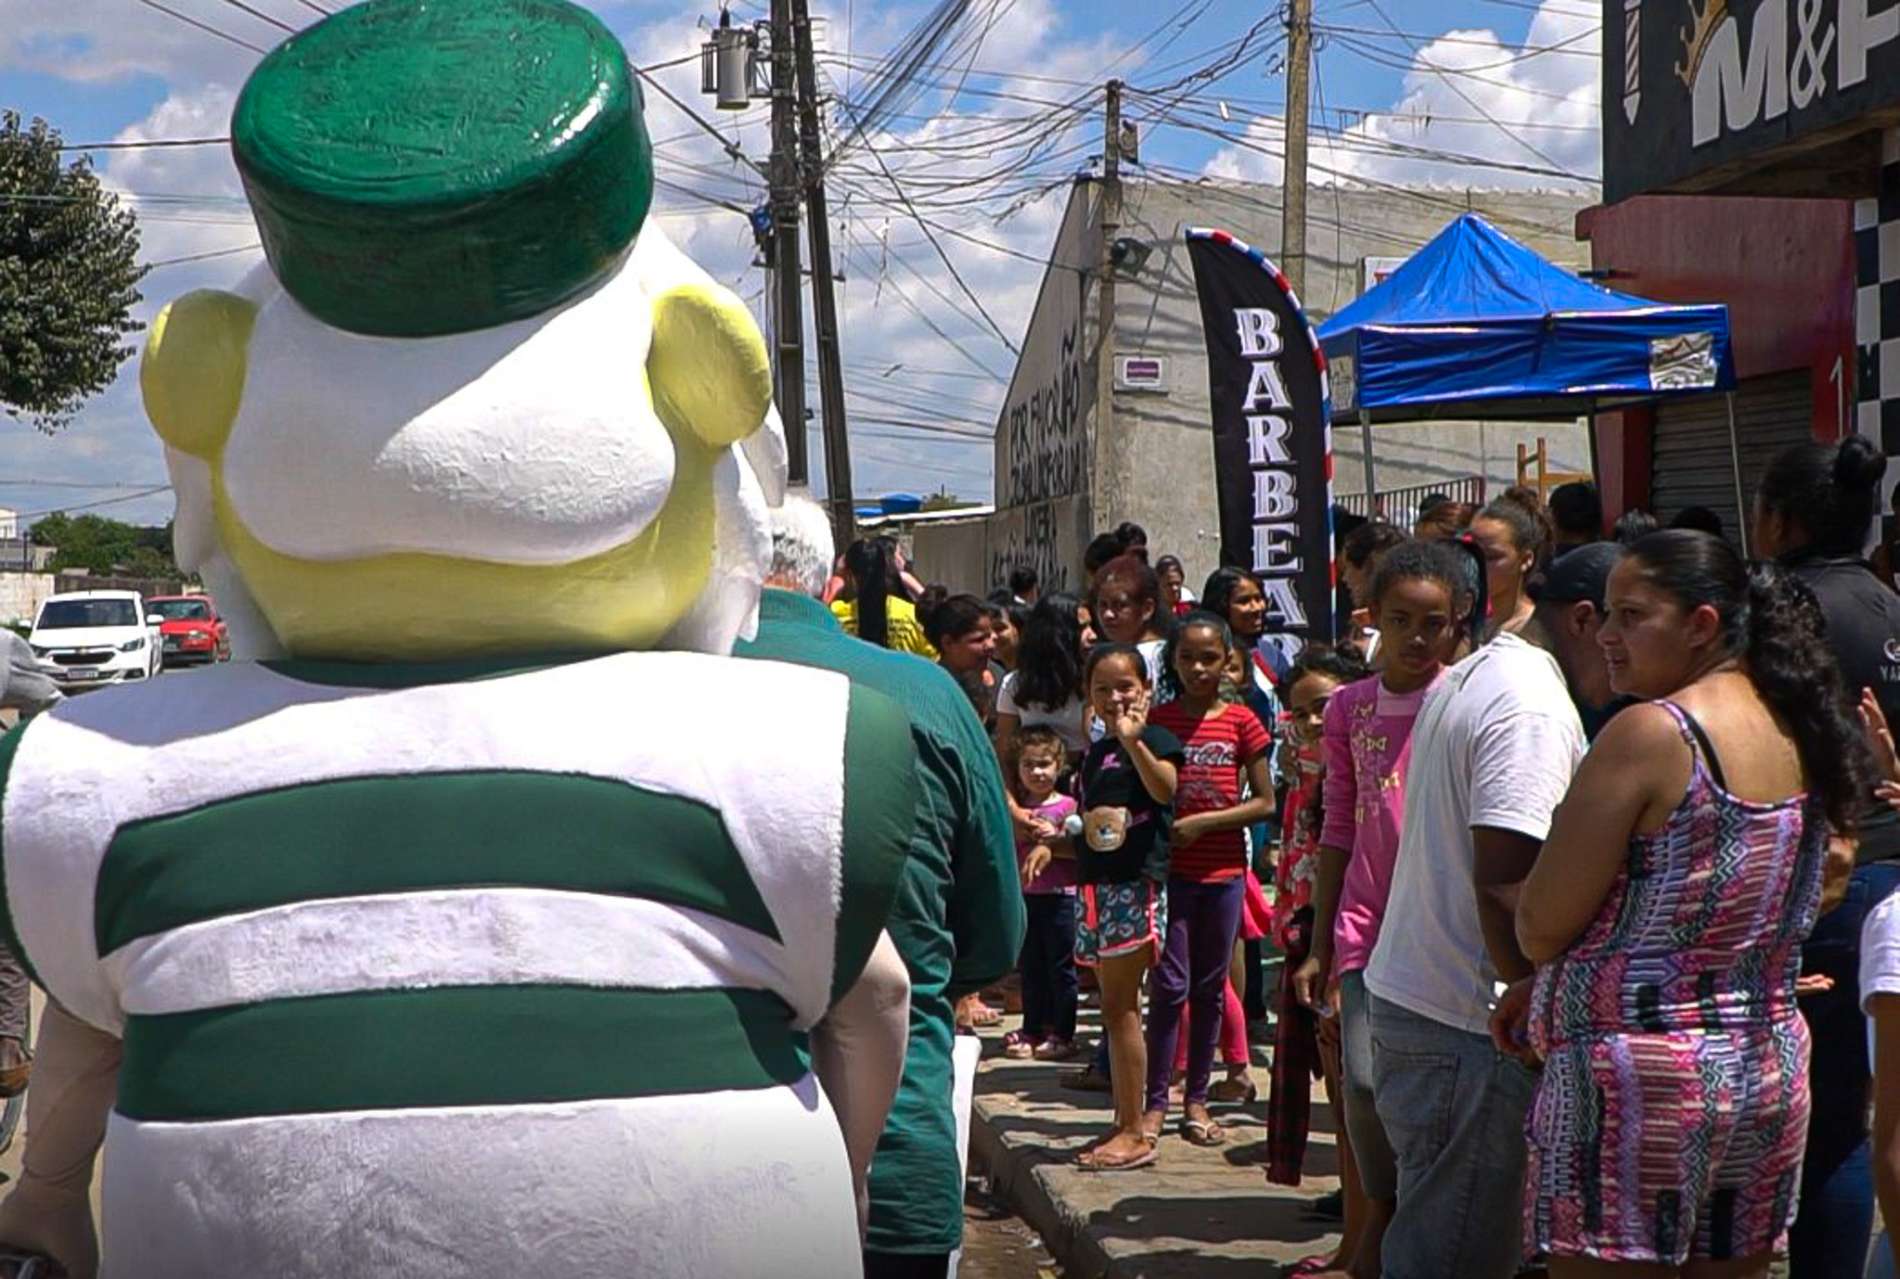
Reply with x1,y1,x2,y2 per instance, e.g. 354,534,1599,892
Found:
1370,537,1489,650
920,591,989,653
1624,529,1871,828
1612,508,1662,545
1757,434,1888,557
1158,608,1235,701
1014,591,1085,713
1481,485,1555,563
842,537,897,649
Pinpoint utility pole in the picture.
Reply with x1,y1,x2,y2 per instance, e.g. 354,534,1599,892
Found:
1094,79,1123,526
767,0,808,485
1281,0,1312,298
790,0,855,551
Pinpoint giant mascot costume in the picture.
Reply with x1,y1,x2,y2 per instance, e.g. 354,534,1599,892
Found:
0,0,917,1273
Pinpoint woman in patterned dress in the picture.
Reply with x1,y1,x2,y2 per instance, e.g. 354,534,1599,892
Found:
1501,530,1868,1276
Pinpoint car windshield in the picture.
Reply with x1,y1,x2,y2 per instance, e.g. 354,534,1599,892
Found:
37,599,138,629
150,599,211,622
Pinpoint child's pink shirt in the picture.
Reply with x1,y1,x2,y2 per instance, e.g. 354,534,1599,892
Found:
1320,670,1442,976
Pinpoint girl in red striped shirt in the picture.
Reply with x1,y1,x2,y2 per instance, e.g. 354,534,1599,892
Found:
1142,611,1277,1146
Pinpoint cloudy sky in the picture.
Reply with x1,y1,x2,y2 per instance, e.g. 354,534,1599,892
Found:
3,0,1600,526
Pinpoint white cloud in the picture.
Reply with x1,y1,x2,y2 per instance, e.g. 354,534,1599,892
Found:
6,0,268,87
1204,0,1599,192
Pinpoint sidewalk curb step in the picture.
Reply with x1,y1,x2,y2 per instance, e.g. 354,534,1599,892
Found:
971,1093,1114,1279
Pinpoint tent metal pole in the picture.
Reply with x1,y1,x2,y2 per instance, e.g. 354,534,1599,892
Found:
1726,390,1748,557
1587,399,1601,486
1358,409,1377,512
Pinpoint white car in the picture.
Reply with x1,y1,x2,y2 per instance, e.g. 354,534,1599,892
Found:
29,590,163,690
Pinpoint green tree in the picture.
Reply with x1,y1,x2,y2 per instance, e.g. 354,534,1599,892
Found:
30,512,176,576
0,112,145,433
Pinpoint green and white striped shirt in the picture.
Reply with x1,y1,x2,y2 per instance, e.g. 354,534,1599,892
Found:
0,650,914,1276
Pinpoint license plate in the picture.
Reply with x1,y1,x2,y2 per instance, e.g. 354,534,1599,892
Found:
164,638,180,650
63,668,99,681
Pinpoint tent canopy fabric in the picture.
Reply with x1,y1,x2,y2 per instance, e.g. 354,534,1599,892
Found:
1316,213,1736,423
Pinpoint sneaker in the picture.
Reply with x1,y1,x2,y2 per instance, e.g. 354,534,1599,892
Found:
1034,1037,1083,1061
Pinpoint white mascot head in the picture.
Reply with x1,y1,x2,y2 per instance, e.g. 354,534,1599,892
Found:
140,0,787,661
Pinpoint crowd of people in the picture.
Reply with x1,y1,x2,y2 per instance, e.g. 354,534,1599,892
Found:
819,435,1900,1279
10,441,1900,1278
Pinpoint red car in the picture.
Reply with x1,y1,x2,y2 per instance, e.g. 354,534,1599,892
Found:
146,595,232,666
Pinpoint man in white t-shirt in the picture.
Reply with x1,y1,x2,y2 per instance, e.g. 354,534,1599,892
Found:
1362,629,1586,1279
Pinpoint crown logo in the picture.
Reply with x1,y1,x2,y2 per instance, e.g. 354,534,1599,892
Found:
1674,0,1730,87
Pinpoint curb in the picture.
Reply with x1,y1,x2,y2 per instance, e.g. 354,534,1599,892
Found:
971,1090,1116,1279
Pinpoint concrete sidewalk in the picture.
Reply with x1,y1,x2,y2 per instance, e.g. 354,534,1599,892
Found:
968,1005,1343,1279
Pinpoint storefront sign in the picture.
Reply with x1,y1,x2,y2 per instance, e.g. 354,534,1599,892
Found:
1184,228,1336,659
1606,0,1900,202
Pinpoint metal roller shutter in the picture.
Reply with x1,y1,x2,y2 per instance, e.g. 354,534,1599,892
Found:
1650,372,1813,545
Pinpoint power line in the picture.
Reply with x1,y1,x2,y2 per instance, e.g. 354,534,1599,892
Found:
1468,0,1598,17
1317,22,1601,60
1359,0,1568,171
212,0,297,34
846,126,1021,354
58,136,230,152
1325,30,1583,104
146,242,262,269
839,239,1006,380
632,64,768,178
0,479,172,490
16,486,174,521
132,0,268,54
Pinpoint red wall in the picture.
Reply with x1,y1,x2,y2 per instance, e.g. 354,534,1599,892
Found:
1577,195,1857,518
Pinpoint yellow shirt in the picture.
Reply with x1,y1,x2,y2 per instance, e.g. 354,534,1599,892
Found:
830,596,938,659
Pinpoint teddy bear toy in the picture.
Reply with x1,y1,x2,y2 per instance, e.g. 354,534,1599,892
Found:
0,1,914,1274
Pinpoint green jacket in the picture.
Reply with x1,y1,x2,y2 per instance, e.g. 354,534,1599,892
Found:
735,589,1023,1254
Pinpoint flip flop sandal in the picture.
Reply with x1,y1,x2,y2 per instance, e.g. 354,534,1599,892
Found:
0,1040,30,1100
1207,1075,1258,1104
965,1000,1002,1028
1279,1254,1336,1278
1182,1116,1227,1147
1076,1139,1159,1173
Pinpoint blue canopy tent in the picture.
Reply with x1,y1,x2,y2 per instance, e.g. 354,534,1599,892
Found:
1316,213,1743,539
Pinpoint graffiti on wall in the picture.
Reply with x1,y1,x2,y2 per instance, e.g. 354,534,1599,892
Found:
988,499,1073,593
1002,319,1087,507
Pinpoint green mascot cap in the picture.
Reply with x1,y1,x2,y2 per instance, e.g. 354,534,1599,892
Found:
232,0,653,338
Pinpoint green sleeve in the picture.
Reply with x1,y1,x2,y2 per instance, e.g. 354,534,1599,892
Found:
942,700,1026,999
0,720,41,991
834,684,919,1005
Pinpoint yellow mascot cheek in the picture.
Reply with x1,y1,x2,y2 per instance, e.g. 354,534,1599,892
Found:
141,290,258,460
648,283,772,449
